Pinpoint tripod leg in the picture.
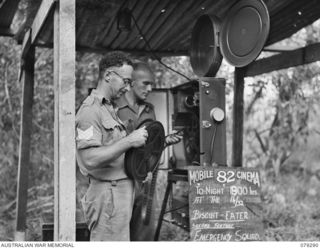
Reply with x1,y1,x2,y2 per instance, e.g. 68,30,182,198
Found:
154,180,172,241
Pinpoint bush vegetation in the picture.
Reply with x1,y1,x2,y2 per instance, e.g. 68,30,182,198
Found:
1,13,320,242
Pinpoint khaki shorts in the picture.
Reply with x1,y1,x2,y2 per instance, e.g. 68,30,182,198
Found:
81,178,134,241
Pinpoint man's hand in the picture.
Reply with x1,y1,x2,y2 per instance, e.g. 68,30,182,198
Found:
142,171,153,184
127,126,148,148
165,131,183,147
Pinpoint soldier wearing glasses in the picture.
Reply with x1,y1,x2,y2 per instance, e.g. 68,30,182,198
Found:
75,51,148,241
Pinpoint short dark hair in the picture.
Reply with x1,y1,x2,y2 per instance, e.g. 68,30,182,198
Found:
99,51,133,78
132,60,151,72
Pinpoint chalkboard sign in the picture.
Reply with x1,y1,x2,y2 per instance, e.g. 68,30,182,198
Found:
188,167,264,241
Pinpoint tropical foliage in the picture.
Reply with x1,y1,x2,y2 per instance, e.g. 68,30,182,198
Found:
1,15,320,241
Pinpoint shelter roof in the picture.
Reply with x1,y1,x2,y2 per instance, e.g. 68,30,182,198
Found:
1,0,320,56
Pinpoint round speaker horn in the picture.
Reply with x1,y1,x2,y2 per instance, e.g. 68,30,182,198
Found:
220,0,270,67
190,15,223,77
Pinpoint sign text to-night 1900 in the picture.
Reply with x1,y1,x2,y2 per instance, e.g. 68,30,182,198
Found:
188,167,264,241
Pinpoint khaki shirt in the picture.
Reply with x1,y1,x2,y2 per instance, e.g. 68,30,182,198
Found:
76,89,127,180
116,94,156,133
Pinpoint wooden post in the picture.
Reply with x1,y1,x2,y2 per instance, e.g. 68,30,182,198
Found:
232,67,245,167
14,46,35,241
53,0,76,241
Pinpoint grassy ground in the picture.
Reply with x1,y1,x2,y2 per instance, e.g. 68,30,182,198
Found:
1,132,320,242
157,168,320,241
262,172,320,241
1,167,319,241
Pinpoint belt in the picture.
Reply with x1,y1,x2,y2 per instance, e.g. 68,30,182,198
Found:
88,176,129,186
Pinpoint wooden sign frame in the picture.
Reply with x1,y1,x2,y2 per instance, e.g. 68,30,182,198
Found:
188,167,264,241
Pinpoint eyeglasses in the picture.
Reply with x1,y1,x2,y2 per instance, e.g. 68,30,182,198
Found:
107,70,133,86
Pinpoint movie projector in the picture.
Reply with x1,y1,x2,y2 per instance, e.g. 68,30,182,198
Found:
124,0,270,238
152,0,270,237
171,0,269,169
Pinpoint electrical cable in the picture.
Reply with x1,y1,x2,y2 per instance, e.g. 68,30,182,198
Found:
209,124,218,165
130,13,192,82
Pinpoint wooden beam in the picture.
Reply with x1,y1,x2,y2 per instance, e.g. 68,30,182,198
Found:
18,29,31,83
75,46,188,57
31,42,188,57
0,26,14,36
246,43,320,77
53,0,76,241
0,0,5,8
263,43,300,52
232,67,245,167
0,0,20,27
14,45,35,241
20,0,55,58
31,0,56,44
21,29,31,59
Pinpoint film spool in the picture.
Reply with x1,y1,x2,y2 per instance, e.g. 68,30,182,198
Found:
220,0,270,67
190,15,223,77
124,119,165,181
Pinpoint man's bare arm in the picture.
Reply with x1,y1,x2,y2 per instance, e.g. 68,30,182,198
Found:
78,127,147,169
